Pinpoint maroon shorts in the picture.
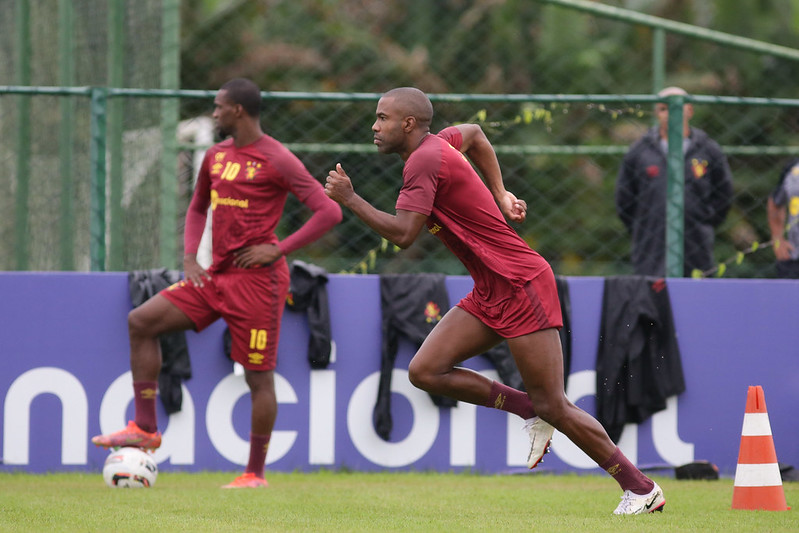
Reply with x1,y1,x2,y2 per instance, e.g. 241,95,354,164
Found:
456,266,563,338
161,261,290,371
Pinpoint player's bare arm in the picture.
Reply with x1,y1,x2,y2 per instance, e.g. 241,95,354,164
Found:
455,124,527,223
325,163,427,248
183,254,211,288
767,197,793,261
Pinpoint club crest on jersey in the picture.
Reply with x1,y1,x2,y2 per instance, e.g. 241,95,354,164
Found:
245,161,262,180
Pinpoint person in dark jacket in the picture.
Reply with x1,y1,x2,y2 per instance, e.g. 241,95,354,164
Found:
616,87,734,277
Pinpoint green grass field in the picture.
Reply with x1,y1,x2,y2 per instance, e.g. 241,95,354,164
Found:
0,471,795,532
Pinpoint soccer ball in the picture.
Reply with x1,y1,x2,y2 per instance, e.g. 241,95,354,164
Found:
103,447,158,488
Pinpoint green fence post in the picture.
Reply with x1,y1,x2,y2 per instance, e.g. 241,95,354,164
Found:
107,0,125,271
160,0,181,269
59,0,76,270
90,88,108,271
652,27,665,93
14,0,31,270
665,94,685,277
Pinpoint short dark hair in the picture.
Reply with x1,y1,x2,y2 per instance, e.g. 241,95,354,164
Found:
383,87,433,128
219,78,262,117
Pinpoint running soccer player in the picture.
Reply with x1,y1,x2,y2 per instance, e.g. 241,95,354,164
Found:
323,87,664,515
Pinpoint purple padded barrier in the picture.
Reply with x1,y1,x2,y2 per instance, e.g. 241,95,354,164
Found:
0,273,796,476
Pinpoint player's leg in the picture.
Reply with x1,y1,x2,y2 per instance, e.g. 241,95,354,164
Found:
221,368,276,489
221,323,278,489
508,328,615,462
91,293,198,450
221,266,289,489
407,306,523,407
128,293,196,381
508,329,664,514
220,353,279,488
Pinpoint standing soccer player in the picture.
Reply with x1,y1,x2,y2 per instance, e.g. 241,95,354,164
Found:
324,87,664,514
92,78,342,488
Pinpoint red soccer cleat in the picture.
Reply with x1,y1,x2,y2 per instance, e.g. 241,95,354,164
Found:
221,472,269,489
91,421,162,451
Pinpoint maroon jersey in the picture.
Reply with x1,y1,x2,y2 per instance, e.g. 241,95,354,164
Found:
395,127,549,296
186,134,332,273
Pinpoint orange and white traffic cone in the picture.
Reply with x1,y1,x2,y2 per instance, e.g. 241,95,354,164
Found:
731,385,789,511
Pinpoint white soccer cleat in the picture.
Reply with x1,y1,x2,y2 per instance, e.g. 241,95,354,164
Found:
523,416,554,469
613,482,665,515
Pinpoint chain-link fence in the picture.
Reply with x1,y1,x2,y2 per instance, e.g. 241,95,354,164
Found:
2,0,799,277
2,89,798,277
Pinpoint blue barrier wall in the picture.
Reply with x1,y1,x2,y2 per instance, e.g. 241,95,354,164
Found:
0,272,796,476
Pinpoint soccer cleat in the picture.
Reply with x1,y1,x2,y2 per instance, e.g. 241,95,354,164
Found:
91,421,162,451
221,472,269,489
523,416,555,469
613,482,665,515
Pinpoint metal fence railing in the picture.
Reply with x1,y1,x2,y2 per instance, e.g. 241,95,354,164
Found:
1,86,798,278
3,1,799,277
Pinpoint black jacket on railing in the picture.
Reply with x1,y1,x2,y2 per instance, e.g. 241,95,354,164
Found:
595,276,685,442
285,260,333,369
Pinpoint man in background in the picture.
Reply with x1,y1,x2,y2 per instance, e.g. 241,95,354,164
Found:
616,86,734,277
767,158,799,278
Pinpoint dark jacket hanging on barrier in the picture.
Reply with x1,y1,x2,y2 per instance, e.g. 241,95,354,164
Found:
595,276,685,443
128,268,192,414
374,273,456,441
285,260,333,369
373,273,573,441
556,276,572,385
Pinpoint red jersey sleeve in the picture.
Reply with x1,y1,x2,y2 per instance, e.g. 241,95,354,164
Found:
395,137,443,216
183,151,213,255
437,126,463,150
271,148,342,255
395,129,462,216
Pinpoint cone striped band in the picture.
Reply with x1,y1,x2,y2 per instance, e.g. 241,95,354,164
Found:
731,386,788,511
733,463,782,487
741,413,772,436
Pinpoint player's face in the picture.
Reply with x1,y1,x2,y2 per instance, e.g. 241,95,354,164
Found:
213,90,239,139
372,97,406,154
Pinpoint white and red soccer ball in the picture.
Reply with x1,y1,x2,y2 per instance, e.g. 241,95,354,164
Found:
103,447,158,488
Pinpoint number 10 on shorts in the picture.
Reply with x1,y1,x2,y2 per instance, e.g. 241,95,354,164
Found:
250,329,267,350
